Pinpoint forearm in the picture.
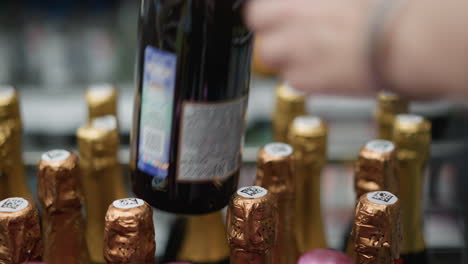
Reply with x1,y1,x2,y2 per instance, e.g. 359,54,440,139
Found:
383,0,468,100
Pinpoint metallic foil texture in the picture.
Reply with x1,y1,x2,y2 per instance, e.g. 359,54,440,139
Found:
256,143,299,264
374,92,408,140
77,124,125,263
85,84,117,121
227,186,278,264
352,191,401,264
288,116,328,252
393,115,431,255
272,83,306,143
104,198,155,264
0,197,42,263
37,150,90,264
177,211,230,263
0,86,32,201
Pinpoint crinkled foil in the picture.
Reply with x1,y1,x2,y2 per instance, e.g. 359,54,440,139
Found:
272,83,306,142
227,188,278,264
37,152,89,264
85,85,117,121
255,145,299,264
374,92,408,140
288,117,327,252
104,201,155,264
393,117,431,255
353,194,401,264
0,198,42,263
354,142,399,199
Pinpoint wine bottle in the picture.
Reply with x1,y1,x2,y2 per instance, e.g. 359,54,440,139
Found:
272,83,306,143
343,139,399,257
255,142,299,264
85,83,118,122
104,198,156,264
37,150,90,264
352,191,402,264
0,197,42,263
374,91,408,140
77,116,125,264
130,0,253,214
226,186,278,264
0,86,32,200
393,114,431,263
288,116,328,252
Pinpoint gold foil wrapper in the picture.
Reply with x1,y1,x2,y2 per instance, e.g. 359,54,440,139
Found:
352,191,401,264
288,116,327,252
104,198,155,264
256,143,299,264
374,92,408,140
85,84,118,121
177,211,230,262
0,197,42,263
272,83,306,143
37,150,90,264
227,186,278,264
77,125,125,263
393,115,431,255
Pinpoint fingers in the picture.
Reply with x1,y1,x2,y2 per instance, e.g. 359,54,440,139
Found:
245,0,291,32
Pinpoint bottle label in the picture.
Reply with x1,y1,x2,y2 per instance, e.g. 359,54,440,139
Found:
367,191,398,205
237,186,268,199
0,197,28,212
366,140,394,153
137,46,177,180
42,149,70,162
177,97,247,182
264,142,293,157
113,198,145,209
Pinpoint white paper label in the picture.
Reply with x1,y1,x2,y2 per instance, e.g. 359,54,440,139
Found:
237,186,268,199
177,97,247,181
366,140,394,153
42,149,70,162
367,191,398,205
264,143,293,157
0,197,28,212
397,114,423,124
113,198,145,209
88,84,114,99
92,115,117,130
293,116,321,130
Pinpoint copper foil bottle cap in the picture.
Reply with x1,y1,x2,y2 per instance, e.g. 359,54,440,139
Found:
0,197,42,263
86,84,117,120
353,191,401,264
227,186,278,264
355,140,399,199
104,198,155,264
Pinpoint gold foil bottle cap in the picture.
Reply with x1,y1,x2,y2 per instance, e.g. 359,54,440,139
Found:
275,83,306,111
0,86,21,125
355,140,399,199
104,198,155,264
38,150,83,213
393,114,431,161
376,92,408,116
86,84,117,120
353,191,401,264
77,116,119,161
227,186,278,254
288,116,327,165
256,142,294,195
0,197,42,263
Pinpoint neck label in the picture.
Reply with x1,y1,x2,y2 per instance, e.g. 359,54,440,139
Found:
113,198,144,209
42,149,70,162
237,186,268,199
367,191,398,205
0,198,28,212
366,140,394,153
264,143,293,157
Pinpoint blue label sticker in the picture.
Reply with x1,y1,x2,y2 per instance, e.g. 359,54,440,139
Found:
137,46,177,179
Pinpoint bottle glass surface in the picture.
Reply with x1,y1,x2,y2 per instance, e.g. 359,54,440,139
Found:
130,0,253,214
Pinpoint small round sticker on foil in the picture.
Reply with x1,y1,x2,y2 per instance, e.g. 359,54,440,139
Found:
42,149,70,162
367,191,398,205
264,143,293,157
237,186,268,199
366,140,395,153
0,197,28,212
294,116,321,129
92,115,117,130
397,114,423,124
89,84,114,99
113,198,144,209
0,86,14,99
